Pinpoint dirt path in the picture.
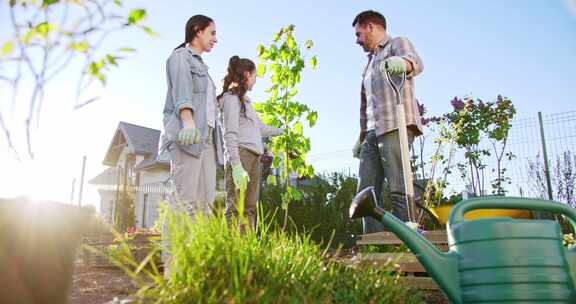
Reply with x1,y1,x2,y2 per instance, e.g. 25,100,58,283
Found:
68,264,136,304
68,262,447,304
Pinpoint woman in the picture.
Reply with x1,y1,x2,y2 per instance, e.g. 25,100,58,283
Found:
218,56,282,229
161,15,223,266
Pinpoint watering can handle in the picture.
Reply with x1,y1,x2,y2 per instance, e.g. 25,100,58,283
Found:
449,197,576,228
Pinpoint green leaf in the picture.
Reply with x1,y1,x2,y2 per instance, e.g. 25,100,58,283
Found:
294,122,303,135
291,188,302,201
280,50,288,63
88,61,106,85
89,62,100,75
118,47,137,53
106,54,118,66
286,36,296,49
142,26,159,37
273,32,281,42
256,44,265,56
42,0,59,6
266,175,277,186
69,41,89,52
309,56,317,70
22,30,35,45
259,50,269,60
307,111,317,127
35,22,55,38
256,63,266,77
1,41,14,57
114,0,122,6
97,73,106,85
304,40,313,49
273,29,283,42
306,165,314,177
128,9,146,25
96,59,105,69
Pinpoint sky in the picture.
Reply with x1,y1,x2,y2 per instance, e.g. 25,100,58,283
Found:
1,0,575,211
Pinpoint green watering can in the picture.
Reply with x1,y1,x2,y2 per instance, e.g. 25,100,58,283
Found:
350,186,576,303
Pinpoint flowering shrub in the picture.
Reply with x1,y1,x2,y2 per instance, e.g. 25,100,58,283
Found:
446,95,516,196
415,95,516,205
113,226,160,243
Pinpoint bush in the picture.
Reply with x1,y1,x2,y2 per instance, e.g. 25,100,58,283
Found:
260,172,363,248
115,191,136,232
110,205,420,303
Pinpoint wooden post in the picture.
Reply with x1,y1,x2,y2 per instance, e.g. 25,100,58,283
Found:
78,156,86,206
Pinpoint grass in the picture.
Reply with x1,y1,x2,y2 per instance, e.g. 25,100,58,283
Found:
106,203,422,303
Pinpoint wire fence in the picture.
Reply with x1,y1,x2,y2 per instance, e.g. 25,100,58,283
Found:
90,109,576,226
413,110,576,201
309,110,576,204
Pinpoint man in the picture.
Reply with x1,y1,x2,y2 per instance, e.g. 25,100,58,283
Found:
352,10,424,234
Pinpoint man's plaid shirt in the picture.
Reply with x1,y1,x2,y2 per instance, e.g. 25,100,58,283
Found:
359,36,424,142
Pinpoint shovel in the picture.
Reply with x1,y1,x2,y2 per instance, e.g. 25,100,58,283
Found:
383,65,417,223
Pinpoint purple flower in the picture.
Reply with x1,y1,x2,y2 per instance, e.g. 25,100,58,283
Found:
422,116,443,126
417,101,426,116
451,97,465,111
416,228,428,235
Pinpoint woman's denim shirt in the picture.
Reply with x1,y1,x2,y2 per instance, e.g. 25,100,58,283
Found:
162,46,223,164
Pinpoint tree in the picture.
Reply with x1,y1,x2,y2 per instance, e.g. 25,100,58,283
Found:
1,0,156,159
255,25,318,229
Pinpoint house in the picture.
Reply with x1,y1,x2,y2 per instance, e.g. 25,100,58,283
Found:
89,122,170,229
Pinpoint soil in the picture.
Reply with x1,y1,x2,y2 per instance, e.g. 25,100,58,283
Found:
68,264,137,304
68,259,447,304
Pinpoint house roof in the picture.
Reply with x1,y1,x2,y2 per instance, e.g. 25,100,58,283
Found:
134,159,170,171
103,122,161,166
88,167,118,185
134,148,170,171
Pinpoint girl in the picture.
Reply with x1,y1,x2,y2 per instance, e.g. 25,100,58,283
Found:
218,56,282,229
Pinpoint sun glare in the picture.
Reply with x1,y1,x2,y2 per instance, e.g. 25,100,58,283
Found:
5,157,75,204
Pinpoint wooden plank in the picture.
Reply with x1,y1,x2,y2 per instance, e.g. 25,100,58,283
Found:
359,253,426,273
398,277,440,290
351,254,441,290
355,230,448,246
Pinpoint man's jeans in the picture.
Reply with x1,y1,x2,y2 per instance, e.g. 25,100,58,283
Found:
357,130,414,234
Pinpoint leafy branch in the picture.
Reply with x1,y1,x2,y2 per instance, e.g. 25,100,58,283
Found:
1,0,157,158
255,25,318,230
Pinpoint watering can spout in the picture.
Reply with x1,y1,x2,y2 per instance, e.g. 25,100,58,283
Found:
350,187,462,304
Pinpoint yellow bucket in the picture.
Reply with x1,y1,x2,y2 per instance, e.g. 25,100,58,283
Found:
429,204,533,225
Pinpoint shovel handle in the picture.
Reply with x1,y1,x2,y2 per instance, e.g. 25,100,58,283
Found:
449,196,576,229
384,63,417,222
384,63,406,105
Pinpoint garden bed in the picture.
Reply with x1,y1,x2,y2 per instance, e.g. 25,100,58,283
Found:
68,256,448,304
82,233,161,268
68,263,137,304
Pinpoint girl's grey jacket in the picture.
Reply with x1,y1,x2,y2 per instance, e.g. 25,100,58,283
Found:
219,92,282,166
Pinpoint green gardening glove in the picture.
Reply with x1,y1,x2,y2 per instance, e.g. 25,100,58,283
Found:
232,163,250,191
382,56,407,76
177,126,200,145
